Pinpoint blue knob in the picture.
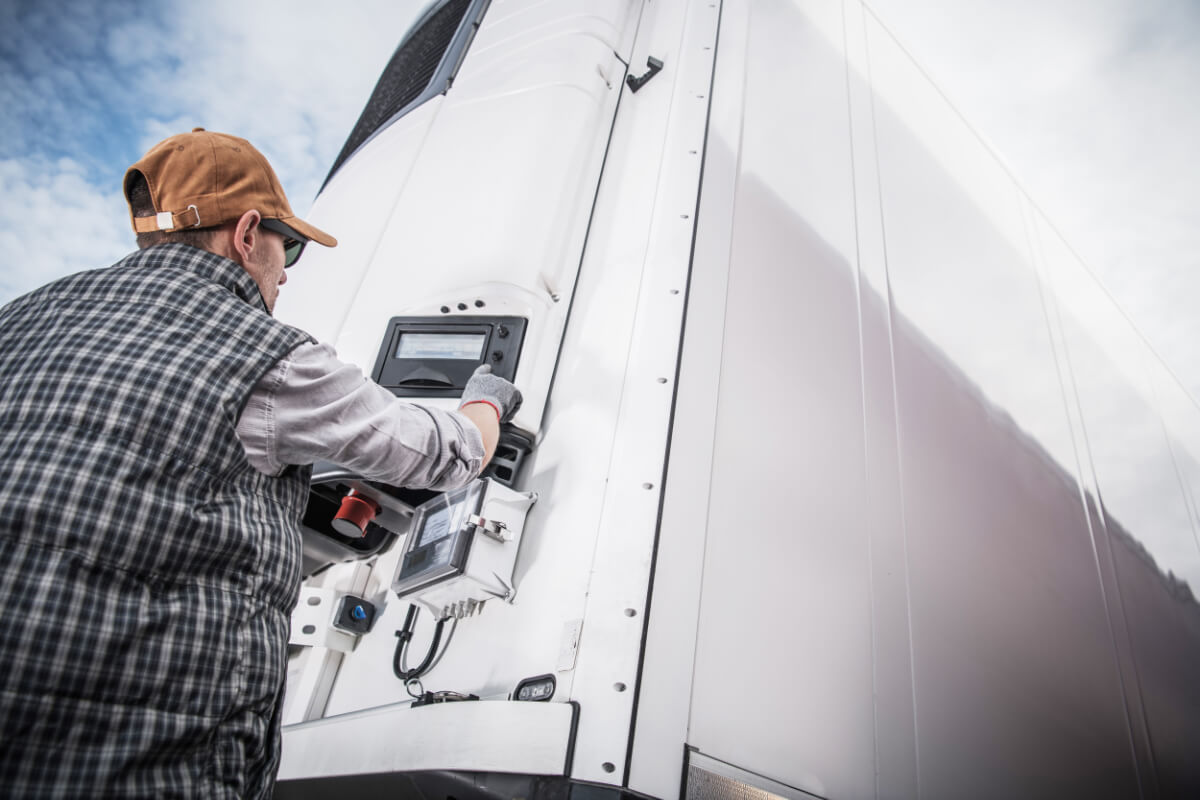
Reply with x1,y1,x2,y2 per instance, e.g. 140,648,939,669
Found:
352,605,367,620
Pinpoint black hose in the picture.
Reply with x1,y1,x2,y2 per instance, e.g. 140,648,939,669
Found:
392,605,445,682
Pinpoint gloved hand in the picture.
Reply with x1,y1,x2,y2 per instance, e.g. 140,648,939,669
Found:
459,364,523,424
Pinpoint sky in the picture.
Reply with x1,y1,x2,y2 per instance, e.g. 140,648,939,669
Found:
0,0,426,303
1,0,1197,403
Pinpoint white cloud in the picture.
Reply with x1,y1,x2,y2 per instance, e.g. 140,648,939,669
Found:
122,0,429,210
0,158,132,302
0,0,425,305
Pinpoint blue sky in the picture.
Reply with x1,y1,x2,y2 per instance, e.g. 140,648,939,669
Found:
2,0,1198,402
0,0,425,301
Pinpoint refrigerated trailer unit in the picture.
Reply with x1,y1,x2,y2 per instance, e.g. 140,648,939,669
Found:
273,1,1200,797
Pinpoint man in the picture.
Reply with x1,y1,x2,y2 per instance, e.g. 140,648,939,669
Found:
0,128,521,797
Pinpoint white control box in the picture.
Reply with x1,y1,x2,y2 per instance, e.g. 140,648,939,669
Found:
391,478,537,619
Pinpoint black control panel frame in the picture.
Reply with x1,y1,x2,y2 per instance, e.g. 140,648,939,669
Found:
370,316,527,398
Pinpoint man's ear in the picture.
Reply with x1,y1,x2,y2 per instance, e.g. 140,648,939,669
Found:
231,209,263,265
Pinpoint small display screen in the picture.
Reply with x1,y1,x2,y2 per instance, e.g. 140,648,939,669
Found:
396,332,485,360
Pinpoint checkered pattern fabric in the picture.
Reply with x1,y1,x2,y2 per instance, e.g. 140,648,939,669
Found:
0,244,314,798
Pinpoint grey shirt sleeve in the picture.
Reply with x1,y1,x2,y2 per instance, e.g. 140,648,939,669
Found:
236,341,485,490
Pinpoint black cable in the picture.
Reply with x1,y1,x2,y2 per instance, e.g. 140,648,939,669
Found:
396,605,419,675
392,605,446,682
422,616,458,674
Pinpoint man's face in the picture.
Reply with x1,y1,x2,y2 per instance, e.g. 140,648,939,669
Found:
249,226,288,313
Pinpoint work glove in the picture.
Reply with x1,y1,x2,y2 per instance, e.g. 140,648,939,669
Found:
460,364,523,424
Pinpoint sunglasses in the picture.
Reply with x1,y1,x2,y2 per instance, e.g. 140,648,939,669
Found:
259,218,307,268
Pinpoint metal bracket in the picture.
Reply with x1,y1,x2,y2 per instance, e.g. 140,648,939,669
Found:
289,588,359,653
626,56,664,93
410,690,480,708
483,571,516,603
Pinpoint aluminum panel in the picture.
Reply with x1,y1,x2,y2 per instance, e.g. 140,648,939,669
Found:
688,2,875,797
628,2,745,796
866,12,1140,797
279,700,575,779
561,0,722,785
842,2,919,794
1037,214,1200,797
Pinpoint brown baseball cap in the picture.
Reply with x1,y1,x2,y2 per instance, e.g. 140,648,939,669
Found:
123,128,336,247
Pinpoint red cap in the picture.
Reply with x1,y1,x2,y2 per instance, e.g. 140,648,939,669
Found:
331,492,381,538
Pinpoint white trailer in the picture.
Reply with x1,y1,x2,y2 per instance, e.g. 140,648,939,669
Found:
274,1,1200,797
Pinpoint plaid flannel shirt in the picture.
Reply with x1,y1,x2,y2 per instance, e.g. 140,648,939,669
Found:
0,244,313,798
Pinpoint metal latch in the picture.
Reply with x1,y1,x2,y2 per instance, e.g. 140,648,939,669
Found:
468,514,510,542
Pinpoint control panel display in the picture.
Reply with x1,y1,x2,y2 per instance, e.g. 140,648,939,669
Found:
371,316,527,398
396,333,486,360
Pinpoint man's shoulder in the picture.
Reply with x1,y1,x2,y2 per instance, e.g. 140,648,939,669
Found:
11,245,199,294
0,257,133,318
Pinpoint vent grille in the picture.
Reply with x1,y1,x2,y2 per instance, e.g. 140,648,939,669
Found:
325,0,477,183
686,755,823,800
688,765,787,800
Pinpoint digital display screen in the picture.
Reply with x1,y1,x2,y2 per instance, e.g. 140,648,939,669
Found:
396,332,485,360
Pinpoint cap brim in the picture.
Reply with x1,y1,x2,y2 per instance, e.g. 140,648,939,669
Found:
274,216,337,247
